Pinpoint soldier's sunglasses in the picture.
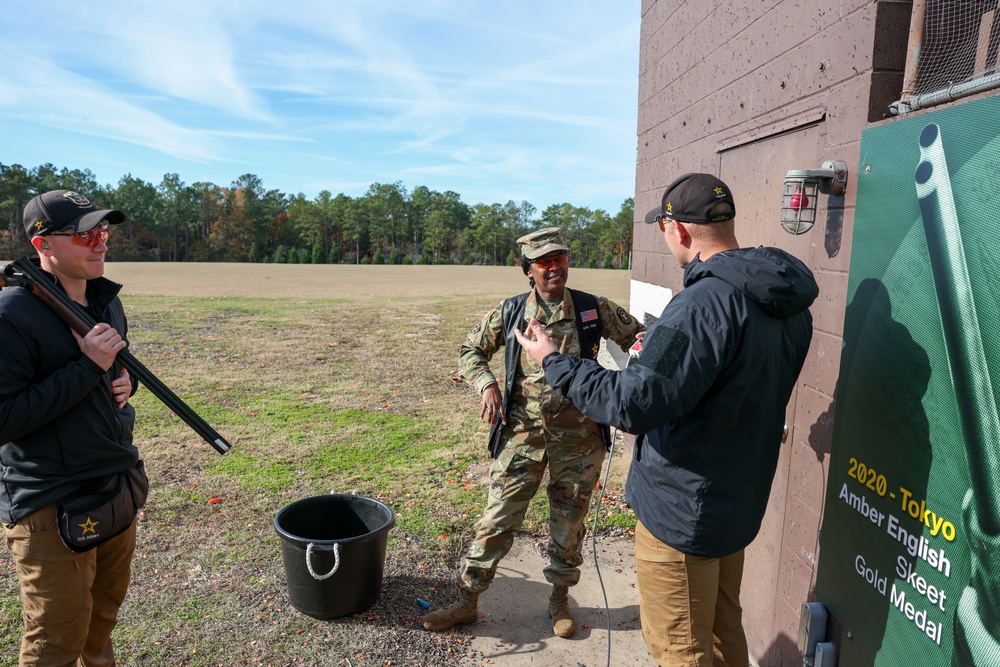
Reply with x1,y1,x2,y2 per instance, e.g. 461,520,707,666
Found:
48,224,110,248
530,252,569,270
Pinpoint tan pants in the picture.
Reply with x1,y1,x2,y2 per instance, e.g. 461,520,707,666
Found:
4,503,137,667
635,520,749,667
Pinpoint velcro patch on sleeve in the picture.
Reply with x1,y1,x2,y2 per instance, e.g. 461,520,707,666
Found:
635,326,689,378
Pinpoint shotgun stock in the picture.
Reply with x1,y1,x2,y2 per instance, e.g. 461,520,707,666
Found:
0,257,230,455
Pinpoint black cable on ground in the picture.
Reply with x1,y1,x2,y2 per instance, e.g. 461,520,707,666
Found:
590,428,618,667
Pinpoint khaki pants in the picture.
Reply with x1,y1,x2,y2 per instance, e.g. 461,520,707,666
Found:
5,503,137,667
635,520,749,667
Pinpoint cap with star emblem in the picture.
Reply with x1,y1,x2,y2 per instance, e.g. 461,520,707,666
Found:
22,189,125,239
643,173,736,224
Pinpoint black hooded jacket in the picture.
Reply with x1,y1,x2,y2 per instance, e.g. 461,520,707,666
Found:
0,266,138,524
543,247,817,557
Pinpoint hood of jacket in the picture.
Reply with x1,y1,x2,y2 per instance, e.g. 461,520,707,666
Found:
683,246,818,318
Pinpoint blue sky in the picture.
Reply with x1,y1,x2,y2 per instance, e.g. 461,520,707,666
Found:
1,1,640,214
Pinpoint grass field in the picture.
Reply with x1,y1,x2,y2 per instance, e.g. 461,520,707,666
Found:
0,263,636,666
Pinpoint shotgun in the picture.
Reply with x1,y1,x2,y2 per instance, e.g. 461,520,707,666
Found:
0,257,230,455
915,123,1000,534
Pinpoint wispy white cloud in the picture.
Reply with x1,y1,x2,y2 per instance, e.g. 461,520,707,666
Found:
204,130,312,143
0,52,221,162
1,1,267,121
0,0,640,212
114,19,269,122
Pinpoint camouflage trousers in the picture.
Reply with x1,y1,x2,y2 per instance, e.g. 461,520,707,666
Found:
460,443,606,593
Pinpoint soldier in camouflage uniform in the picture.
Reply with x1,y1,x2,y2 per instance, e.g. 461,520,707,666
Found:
422,228,643,638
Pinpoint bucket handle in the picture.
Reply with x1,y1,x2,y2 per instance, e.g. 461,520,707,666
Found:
305,542,341,580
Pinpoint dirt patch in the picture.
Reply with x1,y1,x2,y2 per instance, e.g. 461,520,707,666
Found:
103,262,633,305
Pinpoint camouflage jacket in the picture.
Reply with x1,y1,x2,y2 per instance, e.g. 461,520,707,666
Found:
458,288,644,461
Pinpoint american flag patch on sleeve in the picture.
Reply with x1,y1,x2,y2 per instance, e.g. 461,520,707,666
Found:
580,309,598,322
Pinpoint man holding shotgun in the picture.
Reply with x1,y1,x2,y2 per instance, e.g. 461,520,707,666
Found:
0,190,145,666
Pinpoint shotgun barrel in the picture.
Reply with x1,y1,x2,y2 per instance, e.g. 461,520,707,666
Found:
0,258,230,455
915,123,1000,535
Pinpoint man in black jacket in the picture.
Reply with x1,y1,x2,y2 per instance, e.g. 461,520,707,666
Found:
515,173,817,666
1,190,141,666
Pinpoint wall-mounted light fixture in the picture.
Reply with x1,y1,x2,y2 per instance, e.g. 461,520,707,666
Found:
781,160,849,235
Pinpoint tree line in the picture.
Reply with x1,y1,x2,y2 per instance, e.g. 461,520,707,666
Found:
0,162,635,269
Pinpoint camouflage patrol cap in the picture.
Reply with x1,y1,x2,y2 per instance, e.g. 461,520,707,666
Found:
517,227,569,259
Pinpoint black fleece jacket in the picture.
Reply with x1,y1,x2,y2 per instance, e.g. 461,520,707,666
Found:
0,265,138,523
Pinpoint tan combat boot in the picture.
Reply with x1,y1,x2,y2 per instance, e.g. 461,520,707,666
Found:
422,590,480,631
549,584,576,638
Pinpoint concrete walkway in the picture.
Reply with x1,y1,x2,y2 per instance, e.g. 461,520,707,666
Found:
464,533,655,667
458,342,652,666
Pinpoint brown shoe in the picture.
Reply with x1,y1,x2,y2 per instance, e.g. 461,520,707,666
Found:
422,590,480,631
549,585,576,638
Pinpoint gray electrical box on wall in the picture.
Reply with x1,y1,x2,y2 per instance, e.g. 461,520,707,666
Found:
814,641,837,667
798,602,828,657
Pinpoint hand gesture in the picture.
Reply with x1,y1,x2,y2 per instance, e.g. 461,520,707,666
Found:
513,319,558,366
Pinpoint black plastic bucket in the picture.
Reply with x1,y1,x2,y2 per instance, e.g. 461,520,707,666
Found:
273,493,395,619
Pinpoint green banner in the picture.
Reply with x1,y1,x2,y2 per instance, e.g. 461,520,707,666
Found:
815,93,1000,666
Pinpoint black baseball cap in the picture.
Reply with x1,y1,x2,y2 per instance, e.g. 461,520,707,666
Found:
644,173,736,224
23,190,125,239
